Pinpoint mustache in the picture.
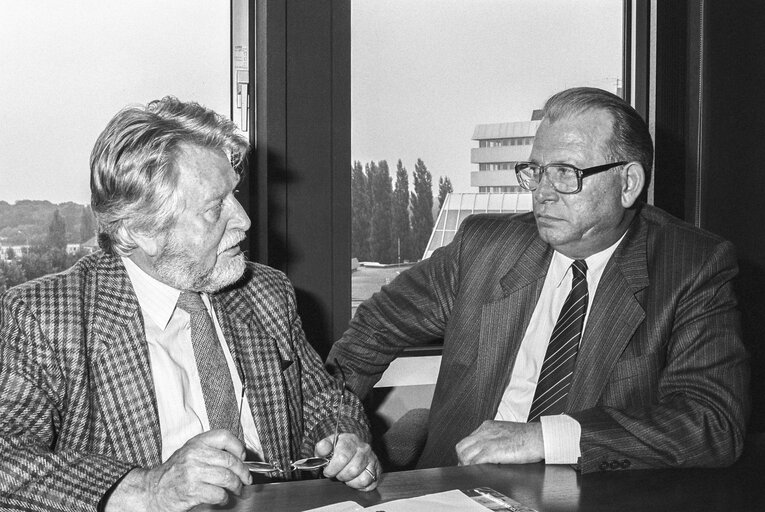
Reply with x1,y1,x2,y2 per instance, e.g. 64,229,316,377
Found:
217,230,246,254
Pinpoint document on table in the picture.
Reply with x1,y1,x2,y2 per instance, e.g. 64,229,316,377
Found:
304,488,537,512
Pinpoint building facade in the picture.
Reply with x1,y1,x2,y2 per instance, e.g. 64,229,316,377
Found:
422,112,539,259
469,110,542,193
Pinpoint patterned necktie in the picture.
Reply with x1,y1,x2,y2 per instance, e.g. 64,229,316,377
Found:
176,291,241,437
527,259,589,422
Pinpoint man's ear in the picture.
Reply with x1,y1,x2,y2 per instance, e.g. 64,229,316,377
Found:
127,227,160,258
621,162,645,208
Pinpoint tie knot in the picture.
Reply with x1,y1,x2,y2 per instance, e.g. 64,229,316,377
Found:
176,291,207,314
572,259,587,279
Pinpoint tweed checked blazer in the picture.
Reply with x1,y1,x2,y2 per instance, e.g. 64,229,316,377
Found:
330,203,749,473
0,252,370,511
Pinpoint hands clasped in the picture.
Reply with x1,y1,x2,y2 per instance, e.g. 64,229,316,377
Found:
455,420,544,466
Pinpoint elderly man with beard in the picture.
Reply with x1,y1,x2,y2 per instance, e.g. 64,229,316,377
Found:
0,97,379,512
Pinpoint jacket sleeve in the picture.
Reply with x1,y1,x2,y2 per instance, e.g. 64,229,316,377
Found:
270,272,372,457
0,292,133,511
328,225,463,402
569,240,750,473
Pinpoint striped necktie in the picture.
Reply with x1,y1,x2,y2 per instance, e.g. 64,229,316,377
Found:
176,291,241,437
527,259,589,422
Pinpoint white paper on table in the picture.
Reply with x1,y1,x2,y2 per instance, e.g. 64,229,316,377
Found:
303,489,491,512
303,502,364,512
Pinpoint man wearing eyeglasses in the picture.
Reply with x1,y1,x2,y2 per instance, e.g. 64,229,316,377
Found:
0,97,380,512
330,87,748,473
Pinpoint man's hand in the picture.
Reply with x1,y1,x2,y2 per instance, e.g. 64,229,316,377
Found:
456,420,544,466
105,429,251,512
315,433,380,491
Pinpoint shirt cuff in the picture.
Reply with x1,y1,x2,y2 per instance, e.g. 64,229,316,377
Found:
540,414,581,464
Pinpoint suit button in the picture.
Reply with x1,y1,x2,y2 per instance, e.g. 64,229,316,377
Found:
610,460,620,470
599,461,609,471
621,459,631,469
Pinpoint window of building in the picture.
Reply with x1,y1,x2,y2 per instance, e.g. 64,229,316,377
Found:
478,186,525,194
0,1,235,292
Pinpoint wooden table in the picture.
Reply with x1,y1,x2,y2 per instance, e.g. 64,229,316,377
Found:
203,436,765,511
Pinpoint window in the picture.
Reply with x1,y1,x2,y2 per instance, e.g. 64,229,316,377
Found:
480,163,513,171
0,1,233,292
351,0,625,310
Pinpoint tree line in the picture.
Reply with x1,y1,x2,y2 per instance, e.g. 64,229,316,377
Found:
0,209,93,294
0,200,94,245
352,158,452,264
1,166,458,291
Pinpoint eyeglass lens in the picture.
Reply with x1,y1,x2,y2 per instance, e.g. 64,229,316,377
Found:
519,165,579,192
245,456,331,474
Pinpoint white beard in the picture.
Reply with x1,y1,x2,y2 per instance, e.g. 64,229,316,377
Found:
153,232,246,293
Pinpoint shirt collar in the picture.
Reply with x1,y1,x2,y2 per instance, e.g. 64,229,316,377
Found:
121,256,182,330
549,231,627,288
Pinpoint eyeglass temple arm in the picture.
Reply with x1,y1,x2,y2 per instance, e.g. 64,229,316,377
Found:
331,389,345,454
330,359,347,454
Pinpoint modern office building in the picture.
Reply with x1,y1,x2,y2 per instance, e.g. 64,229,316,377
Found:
422,112,540,258
470,109,543,193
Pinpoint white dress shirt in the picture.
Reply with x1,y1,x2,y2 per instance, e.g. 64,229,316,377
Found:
494,233,624,464
122,257,263,462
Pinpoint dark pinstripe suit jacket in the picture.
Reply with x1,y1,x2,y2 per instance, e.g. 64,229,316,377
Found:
0,253,369,511
331,204,749,473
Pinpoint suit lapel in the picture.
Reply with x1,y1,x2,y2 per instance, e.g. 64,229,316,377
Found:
476,238,552,417
213,284,296,465
88,254,162,466
567,215,650,411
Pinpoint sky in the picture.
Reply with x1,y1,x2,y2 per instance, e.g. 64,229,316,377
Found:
0,0,622,204
351,0,623,193
0,1,230,205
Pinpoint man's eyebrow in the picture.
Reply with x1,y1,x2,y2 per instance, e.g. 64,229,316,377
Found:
199,187,228,208
201,172,241,206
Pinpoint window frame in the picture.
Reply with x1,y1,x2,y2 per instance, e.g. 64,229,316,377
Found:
243,0,351,359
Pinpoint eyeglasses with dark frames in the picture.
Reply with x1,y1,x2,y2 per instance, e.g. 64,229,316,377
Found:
243,360,346,474
515,161,628,194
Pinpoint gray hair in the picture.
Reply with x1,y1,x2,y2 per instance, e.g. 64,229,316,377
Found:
90,96,248,256
542,87,654,188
